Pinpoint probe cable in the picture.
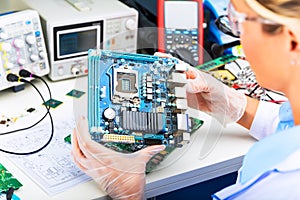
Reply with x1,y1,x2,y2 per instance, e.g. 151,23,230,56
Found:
0,69,54,135
0,73,54,155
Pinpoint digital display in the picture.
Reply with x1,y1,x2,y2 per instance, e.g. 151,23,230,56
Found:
165,2,198,29
59,29,97,57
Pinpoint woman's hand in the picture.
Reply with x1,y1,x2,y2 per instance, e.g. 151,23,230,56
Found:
185,66,247,125
154,52,247,125
71,117,165,200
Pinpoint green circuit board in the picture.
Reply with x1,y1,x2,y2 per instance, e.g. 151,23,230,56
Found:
0,163,22,193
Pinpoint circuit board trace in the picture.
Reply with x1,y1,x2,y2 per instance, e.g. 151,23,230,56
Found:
88,50,198,152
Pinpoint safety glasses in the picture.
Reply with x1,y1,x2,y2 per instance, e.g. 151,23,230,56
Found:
216,2,280,37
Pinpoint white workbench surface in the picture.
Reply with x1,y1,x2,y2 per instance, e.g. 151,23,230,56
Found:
0,76,256,200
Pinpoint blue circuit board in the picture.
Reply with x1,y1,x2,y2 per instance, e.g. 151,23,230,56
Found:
88,50,195,151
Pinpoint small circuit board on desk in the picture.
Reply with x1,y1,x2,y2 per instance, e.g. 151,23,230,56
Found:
87,49,203,153
194,54,283,101
195,54,239,72
0,163,22,193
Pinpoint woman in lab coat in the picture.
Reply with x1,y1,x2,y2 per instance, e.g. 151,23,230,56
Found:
213,0,300,198
71,0,300,199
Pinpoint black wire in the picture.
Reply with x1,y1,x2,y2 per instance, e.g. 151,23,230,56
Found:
0,110,49,136
248,84,260,97
265,93,274,101
233,60,242,70
0,80,54,155
6,187,13,200
232,62,276,102
35,76,52,101
215,15,240,38
265,88,285,97
0,81,50,135
0,76,52,135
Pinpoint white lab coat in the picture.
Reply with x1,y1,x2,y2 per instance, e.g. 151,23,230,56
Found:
213,101,300,199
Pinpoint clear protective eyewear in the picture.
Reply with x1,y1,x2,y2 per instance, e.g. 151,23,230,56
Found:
227,2,280,36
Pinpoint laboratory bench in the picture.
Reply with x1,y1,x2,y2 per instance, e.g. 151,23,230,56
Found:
0,76,256,199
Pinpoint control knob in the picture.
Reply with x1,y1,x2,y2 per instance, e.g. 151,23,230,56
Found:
0,43,12,52
125,18,136,30
71,66,80,75
17,58,26,65
13,39,25,48
30,54,39,62
39,51,46,59
26,35,36,45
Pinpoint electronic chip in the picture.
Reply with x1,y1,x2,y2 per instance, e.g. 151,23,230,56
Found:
43,99,63,109
26,108,36,113
66,89,85,98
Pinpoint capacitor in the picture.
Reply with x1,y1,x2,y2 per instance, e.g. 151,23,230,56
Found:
103,108,116,120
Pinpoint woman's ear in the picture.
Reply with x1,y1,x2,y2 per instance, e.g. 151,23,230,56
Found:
288,29,300,51
291,40,298,50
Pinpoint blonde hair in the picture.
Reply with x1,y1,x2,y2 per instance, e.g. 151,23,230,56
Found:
245,0,300,34
257,0,300,18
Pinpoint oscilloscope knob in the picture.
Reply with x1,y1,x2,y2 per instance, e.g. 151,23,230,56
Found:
39,51,46,59
17,58,26,66
30,54,39,62
1,43,12,52
13,39,25,48
0,10,50,91
26,35,36,45
125,18,136,30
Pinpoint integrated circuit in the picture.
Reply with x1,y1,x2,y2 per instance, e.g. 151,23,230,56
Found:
43,99,63,109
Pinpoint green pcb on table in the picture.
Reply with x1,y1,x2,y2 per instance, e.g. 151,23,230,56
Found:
0,163,22,192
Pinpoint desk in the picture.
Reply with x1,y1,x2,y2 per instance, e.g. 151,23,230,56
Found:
0,76,256,199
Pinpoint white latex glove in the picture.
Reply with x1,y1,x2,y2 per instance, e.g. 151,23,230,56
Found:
71,117,165,200
185,66,247,125
154,52,247,125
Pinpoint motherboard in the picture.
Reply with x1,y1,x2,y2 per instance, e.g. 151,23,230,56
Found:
87,50,202,152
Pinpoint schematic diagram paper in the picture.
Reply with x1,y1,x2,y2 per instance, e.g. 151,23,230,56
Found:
0,110,91,195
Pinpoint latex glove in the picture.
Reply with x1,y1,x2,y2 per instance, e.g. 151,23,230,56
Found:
154,52,247,125
185,66,247,125
71,117,165,200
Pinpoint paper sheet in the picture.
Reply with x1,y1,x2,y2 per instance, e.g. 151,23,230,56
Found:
0,108,91,195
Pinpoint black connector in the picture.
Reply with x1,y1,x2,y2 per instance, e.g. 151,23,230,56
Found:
6,74,21,82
